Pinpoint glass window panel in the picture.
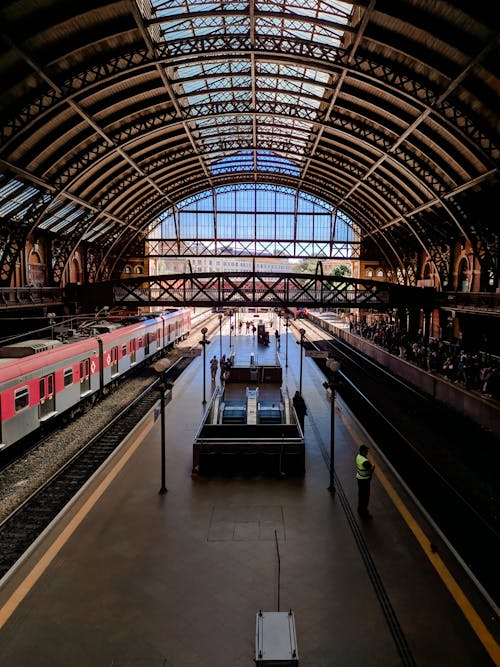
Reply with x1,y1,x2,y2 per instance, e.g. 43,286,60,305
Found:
296,214,313,240
276,214,293,239
235,213,255,239
196,212,215,238
217,212,235,237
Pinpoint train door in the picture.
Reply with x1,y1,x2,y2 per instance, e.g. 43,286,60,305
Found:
130,339,136,364
145,332,150,356
111,346,119,375
79,358,90,395
39,373,55,419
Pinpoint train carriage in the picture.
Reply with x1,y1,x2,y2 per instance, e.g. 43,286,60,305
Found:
0,308,192,451
0,338,100,450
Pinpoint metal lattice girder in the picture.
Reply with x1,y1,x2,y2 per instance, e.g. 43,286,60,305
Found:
0,1,498,287
2,33,496,166
108,271,435,310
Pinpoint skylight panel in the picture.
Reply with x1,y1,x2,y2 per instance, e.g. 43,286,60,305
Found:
146,0,353,177
0,179,41,218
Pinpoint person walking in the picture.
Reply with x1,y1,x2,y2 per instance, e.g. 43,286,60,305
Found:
292,390,307,432
356,445,375,519
219,355,226,384
210,355,218,382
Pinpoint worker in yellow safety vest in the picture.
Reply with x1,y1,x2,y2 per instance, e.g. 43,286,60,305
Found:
356,445,375,519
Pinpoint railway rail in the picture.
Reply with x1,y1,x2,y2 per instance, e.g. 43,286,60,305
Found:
0,355,193,581
291,316,500,614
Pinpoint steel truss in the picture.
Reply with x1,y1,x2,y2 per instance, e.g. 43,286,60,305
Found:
110,272,435,310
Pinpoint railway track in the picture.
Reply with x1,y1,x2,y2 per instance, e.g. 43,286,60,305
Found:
292,317,500,613
0,355,192,581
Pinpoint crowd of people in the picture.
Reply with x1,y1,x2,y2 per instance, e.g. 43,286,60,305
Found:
349,320,500,400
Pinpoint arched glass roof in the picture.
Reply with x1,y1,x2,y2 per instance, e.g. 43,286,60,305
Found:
0,1,498,286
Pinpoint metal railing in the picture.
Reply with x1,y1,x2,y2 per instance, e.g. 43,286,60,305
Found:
0,287,63,308
438,292,500,311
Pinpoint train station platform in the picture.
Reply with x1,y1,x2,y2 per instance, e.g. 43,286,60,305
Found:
0,319,499,667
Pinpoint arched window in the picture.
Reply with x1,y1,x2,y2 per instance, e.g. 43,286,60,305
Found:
27,250,45,286
124,265,132,274
70,257,82,283
376,268,384,277
457,257,469,292
135,266,144,274
366,268,373,278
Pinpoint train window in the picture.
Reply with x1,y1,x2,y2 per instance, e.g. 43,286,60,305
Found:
79,359,90,378
48,375,54,395
15,387,29,412
63,368,73,387
138,337,143,348
39,379,45,400
122,344,127,356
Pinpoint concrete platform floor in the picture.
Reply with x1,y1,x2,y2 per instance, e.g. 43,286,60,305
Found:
0,322,498,667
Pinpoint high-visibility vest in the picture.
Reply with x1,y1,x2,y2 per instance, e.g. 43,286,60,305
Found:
356,454,372,480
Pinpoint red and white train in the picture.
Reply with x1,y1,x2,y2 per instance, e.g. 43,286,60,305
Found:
0,309,191,451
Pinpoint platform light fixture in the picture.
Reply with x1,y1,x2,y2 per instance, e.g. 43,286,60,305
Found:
323,358,341,492
297,328,306,395
47,312,56,340
284,315,290,368
218,313,223,360
200,327,209,404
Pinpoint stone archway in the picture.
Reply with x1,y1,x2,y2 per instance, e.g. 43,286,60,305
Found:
27,250,46,286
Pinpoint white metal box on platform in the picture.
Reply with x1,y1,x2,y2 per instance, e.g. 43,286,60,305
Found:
255,610,299,666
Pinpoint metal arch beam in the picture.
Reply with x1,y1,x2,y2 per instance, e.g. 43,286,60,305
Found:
1,37,496,165
0,37,492,260
145,8,355,34
0,29,176,215
0,28,492,284
88,130,456,280
61,102,451,215
105,272,436,310
128,0,214,188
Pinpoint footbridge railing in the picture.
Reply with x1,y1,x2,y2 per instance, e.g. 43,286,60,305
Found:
67,272,436,311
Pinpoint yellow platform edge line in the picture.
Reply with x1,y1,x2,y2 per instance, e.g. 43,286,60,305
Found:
339,409,500,666
0,421,154,632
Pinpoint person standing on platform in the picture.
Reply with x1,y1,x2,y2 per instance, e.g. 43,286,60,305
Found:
275,329,280,350
210,355,218,382
220,355,226,384
356,445,375,519
292,390,307,432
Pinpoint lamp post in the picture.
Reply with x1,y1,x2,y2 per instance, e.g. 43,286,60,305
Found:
158,375,173,495
218,313,223,360
284,316,290,368
324,358,341,492
200,327,209,404
47,312,56,340
297,328,306,395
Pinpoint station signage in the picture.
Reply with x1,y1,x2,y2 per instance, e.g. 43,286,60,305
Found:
305,350,329,358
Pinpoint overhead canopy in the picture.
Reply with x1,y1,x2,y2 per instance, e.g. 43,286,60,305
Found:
0,0,498,285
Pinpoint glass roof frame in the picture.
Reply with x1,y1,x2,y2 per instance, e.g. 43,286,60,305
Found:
148,0,354,180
